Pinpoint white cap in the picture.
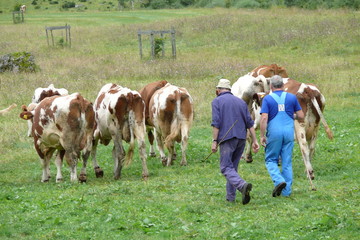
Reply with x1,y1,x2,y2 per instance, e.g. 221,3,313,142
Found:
216,79,231,90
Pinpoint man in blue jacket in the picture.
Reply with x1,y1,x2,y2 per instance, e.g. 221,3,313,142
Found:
260,75,304,197
211,79,259,205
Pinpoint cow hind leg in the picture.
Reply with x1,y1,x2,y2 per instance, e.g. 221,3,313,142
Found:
295,121,314,180
180,134,189,166
112,141,125,180
244,132,253,163
40,150,55,182
55,150,65,183
138,139,149,180
91,139,104,178
166,141,175,167
148,129,156,157
155,132,167,166
64,151,79,182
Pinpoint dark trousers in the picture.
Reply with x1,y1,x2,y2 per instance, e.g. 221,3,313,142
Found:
219,138,247,202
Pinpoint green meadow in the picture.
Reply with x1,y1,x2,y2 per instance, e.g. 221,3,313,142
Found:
0,6,359,239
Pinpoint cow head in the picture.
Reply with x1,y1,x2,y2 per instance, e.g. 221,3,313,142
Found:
19,105,34,121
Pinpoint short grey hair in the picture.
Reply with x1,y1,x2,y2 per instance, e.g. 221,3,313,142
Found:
270,75,284,88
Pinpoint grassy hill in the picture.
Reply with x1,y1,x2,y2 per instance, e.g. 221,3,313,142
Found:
0,7,359,239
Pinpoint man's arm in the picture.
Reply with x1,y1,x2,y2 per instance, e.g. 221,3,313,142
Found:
211,127,219,153
260,113,268,147
248,126,260,153
295,109,304,121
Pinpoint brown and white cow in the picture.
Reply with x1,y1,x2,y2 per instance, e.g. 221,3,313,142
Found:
243,92,267,163
26,84,69,137
249,64,288,78
92,83,149,180
138,80,168,157
19,93,95,183
0,103,17,116
148,83,194,166
284,78,333,180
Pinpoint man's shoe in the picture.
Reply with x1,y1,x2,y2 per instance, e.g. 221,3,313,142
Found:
241,183,252,205
272,182,286,197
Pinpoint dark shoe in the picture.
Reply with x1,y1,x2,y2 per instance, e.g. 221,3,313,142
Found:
241,183,252,205
272,182,286,197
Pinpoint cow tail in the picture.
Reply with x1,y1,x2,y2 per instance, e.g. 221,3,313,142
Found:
125,109,135,167
310,97,334,140
164,91,182,149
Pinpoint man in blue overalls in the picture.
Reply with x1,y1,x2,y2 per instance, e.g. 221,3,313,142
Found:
260,75,304,197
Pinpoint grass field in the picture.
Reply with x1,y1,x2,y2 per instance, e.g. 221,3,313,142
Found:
0,6,359,239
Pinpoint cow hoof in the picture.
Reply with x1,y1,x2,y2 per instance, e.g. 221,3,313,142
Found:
41,179,49,183
161,157,167,166
245,154,253,163
56,178,63,183
95,167,104,178
142,174,149,181
79,174,87,183
149,152,156,157
171,154,177,161
180,161,187,166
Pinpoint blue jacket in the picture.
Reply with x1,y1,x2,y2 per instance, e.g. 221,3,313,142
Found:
211,91,254,142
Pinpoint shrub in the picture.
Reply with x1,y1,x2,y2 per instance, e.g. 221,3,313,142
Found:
13,3,22,11
62,1,76,9
234,0,260,8
154,37,164,57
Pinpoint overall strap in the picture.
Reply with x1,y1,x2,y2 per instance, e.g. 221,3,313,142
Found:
270,92,287,111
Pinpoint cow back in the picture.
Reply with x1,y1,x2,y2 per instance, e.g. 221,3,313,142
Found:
139,80,168,125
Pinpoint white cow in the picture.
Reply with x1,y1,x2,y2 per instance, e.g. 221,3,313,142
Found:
92,83,149,180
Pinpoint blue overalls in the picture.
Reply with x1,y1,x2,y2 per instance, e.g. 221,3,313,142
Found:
265,92,294,196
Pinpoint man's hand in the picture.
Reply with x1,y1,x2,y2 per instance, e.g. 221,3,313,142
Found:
252,141,260,153
260,136,267,147
211,141,218,153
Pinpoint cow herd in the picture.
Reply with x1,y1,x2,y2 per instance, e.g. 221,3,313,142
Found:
18,81,193,182
1,64,333,183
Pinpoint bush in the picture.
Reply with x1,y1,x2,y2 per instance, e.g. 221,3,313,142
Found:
13,3,22,11
150,0,168,9
62,1,76,9
234,0,260,8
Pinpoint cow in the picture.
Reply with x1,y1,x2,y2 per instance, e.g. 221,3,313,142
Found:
231,74,269,111
20,5,26,13
91,83,149,180
19,93,95,183
148,83,194,166
138,80,168,157
231,74,269,162
249,64,288,78
283,78,333,180
0,103,17,116
243,92,267,163
26,84,69,137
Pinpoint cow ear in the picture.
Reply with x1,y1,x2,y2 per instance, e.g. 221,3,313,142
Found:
21,105,28,111
19,111,33,120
